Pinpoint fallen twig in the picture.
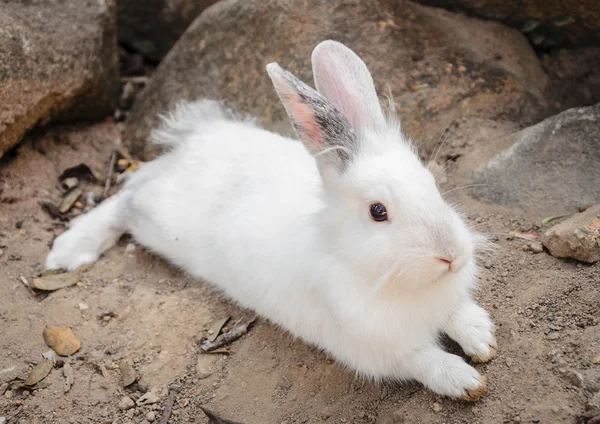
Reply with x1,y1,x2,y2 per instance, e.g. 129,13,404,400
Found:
160,384,180,424
200,406,244,424
120,76,149,85
103,150,117,199
200,317,257,353
18,276,36,297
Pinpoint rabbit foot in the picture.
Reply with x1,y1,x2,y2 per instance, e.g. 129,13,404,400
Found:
454,375,487,402
445,300,497,364
470,335,497,363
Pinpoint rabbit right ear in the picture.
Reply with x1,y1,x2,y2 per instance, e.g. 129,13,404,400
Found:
267,62,359,174
311,40,386,132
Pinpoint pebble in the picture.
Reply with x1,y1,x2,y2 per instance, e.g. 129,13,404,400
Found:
4,390,12,399
145,411,157,422
530,241,544,254
547,333,560,340
0,417,5,424
587,391,600,415
392,410,405,423
125,243,136,253
432,402,442,413
321,406,334,420
137,391,160,406
568,370,584,387
118,396,135,410
593,353,600,364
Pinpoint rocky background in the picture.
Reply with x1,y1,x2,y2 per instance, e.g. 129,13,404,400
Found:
1,1,599,423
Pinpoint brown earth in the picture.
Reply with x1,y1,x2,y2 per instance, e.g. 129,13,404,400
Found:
0,117,599,424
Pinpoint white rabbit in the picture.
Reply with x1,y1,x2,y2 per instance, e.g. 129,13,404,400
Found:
46,40,496,400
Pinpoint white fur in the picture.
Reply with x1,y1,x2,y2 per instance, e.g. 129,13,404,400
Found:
46,41,495,398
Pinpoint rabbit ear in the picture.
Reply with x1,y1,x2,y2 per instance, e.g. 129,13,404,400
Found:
267,62,358,173
311,40,386,131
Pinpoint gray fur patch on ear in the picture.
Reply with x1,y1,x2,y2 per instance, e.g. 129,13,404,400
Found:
297,88,358,171
271,65,359,171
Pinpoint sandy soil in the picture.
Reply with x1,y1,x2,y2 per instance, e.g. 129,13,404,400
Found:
0,119,599,424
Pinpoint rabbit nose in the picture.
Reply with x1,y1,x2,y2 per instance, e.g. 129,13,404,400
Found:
437,255,455,270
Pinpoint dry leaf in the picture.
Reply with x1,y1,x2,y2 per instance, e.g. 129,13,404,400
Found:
39,201,64,220
119,359,136,387
42,349,58,365
59,189,83,214
33,271,80,291
207,317,230,342
43,326,81,356
24,359,53,386
509,230,540,241
63,361,74,393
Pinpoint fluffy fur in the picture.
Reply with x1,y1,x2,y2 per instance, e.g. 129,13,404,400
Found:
46,40,496,400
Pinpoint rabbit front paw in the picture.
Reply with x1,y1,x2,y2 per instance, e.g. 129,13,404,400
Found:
408,346,487,401
45,227,101,271
445,301,497,364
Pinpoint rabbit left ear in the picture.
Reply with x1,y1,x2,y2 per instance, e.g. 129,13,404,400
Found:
266,62,358,173
312,40,386,132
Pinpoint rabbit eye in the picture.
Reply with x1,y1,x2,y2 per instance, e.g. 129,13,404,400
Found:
369,203,388,222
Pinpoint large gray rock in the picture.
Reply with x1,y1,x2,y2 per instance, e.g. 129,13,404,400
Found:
125,0,550,159
414,0,600,47
542,205,600,264
0,0,119,159
117,0,220,61
471,103,600,217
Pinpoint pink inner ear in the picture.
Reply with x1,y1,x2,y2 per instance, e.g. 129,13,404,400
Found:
314,66,372,130
272,77,324,150
291,101,324,148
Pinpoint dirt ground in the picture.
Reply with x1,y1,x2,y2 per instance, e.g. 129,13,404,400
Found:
0,117,599,424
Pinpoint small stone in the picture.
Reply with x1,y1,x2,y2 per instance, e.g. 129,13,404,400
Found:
136,391,160,406
62,177,79,190
513,416,521,423
4,390,13,399
118,396,135,410
593,353,600,364
321,406,334,420
146,411,157,422
587,391,600,415
542,205,600,263
530,241,544,254
125,243,136,253
78,303,89,310
568,370,584,387
392,410,405,423
195,355,216,379
432,402,442,413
